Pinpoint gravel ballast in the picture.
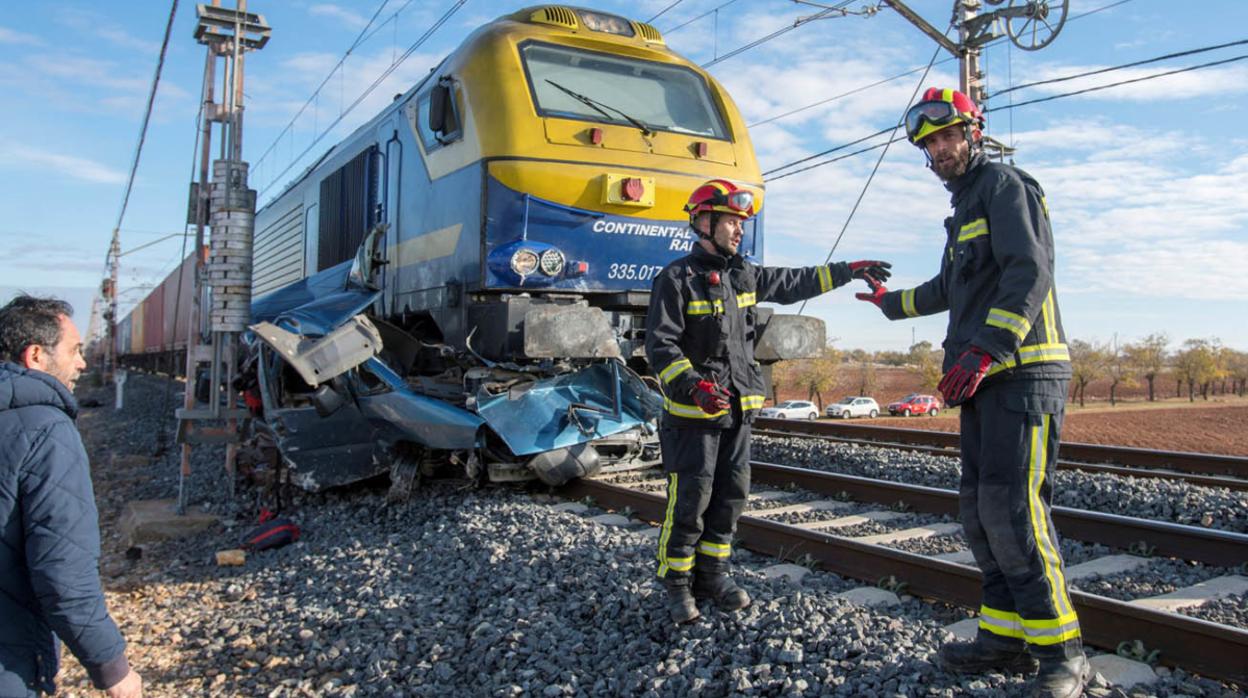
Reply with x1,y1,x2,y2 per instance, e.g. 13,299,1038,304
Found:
48,373,1246,697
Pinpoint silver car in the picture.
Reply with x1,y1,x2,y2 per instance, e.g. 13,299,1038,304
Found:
825,396,880,419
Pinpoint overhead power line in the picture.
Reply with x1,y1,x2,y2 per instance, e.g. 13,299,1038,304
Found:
764,51,1248,181
252,0,393,174
991,37,1248,97
703,1,866,68
647,0,686,24
108,0,179,256
663,0,741,35
257,0,467,200
749,0,1138,129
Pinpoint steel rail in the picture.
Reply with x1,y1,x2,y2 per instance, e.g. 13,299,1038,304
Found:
562,477,1248,685
755,418,1248,479
752,428,1248,492
748,462,1248,567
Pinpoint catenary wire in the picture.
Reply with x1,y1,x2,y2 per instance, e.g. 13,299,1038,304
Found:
257,1,467,200
107,0,179,264
703,1,859,68
647,0,686,24
749,0,1139,128
795,40,944,315
251,0,393,173
765,52,1246,180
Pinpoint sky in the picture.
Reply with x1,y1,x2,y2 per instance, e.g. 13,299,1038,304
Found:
1,0,1245,355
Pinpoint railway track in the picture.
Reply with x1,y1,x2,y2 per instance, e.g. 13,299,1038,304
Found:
567,459,1248,685
755,418,1248,490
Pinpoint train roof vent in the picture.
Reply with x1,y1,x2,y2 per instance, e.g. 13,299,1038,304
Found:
530,6,579,30
634,22,665,45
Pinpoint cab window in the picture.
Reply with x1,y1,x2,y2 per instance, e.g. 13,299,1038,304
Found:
520,41,728,139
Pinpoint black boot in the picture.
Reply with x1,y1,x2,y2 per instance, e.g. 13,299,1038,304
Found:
1031,654,1089,698
692,560,750,611
660,575,700,624
937,635,1037,675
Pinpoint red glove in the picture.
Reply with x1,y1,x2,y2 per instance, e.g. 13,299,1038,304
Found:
937,347,994,406
848,260,892,284
692,379,731,414
855,276,888,308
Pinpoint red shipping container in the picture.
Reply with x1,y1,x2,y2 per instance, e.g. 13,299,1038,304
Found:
143,286,164,353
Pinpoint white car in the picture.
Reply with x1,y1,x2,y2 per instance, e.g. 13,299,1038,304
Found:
826,396,880,419
759,400,821,420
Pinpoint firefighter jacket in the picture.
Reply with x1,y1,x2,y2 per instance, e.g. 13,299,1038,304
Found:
878,153,1071,382
645,243,850,428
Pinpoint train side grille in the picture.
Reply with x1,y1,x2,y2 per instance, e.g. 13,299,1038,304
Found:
531,7,578,30
634,22,664,44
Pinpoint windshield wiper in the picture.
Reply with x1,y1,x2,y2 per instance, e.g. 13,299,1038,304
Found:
544,79,653,137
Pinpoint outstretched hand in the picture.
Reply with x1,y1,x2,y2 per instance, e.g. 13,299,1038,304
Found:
855,276,888,308
847,260,892,284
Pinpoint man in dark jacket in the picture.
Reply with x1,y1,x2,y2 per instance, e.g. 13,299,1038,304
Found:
645,178,890,624
857,88,1086,698
0,295,142,697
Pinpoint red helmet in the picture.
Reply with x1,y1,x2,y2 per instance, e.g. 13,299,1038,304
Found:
905,87,984,145
684,178,758,221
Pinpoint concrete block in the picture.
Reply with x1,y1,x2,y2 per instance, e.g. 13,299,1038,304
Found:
1129,575,1248,612
1088,654,1157,690
943,617,978,640
589,513,633,527
118,499,218,546
552,502,589,514
854,522,963,545
1065,554,1151,582
835,587,900,608
639,527,661,539
934,549,978,566
760,564,812,583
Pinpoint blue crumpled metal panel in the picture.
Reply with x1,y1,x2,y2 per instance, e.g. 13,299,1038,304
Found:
475,362,662,456
358,356,483,449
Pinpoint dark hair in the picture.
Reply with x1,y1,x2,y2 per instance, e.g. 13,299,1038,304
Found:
0,295,74,364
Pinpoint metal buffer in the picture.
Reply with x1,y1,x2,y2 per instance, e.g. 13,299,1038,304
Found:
884,0,1068,159
175,2,270,513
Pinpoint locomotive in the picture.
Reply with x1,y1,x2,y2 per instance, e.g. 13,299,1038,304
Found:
120,5,825,491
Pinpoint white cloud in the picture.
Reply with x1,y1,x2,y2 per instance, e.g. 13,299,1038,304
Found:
309,4,370,30
0,25,44,46
54,8,161,53
0,143,126,184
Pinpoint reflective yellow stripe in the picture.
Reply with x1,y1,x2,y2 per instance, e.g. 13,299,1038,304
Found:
986,307,1032,340
958,218,989,242
667,555,695,572
1042,290,1057,343
697,540,731,558
664,397,727,419
986,343,1070,376
659,358,692,385
656,473,679,577
978,606,1024,639
901,288,918,318
817,264,833,293
687,299,724,316
1028,414,1077,622
740,394,766,411
737,292,756,308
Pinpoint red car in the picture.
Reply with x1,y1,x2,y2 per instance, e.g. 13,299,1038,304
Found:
888,394,941,417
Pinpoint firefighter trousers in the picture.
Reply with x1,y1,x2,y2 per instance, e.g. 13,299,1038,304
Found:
655,419,751,578
960,377,1082,659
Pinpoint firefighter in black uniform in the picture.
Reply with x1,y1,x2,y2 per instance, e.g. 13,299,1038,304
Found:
645,178,891,624
857,88,1087,698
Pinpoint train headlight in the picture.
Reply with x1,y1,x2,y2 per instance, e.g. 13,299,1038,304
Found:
511,248,539,277
539,249,565,276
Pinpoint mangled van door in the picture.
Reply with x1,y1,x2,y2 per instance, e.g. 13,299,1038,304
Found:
256,343,388,491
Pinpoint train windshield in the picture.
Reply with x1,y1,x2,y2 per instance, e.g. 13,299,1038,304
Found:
521,42,728,139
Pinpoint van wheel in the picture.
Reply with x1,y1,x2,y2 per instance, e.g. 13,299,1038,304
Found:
902,408,911,417
868,409,878,418
929,408,940,417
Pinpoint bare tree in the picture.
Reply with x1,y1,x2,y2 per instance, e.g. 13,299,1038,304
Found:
1228,349,1248,397
1104,337,1137,406
856,355,878,397
908,341,942,392
1173,338,1218,402
1068,339,1107,407
793,346,841,411
1124,332,1168,402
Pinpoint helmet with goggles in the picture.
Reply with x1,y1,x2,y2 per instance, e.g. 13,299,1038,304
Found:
904,87,984,145
685,178,758,221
